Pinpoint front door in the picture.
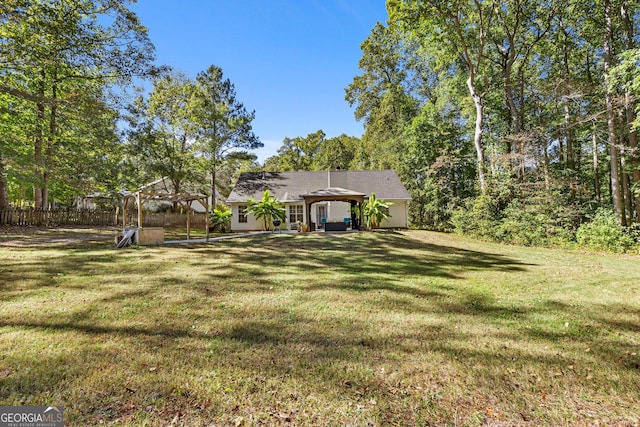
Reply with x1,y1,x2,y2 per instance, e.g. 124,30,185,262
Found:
316,204,327,230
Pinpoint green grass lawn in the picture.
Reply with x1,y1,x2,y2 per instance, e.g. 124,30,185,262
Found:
1,229,639,426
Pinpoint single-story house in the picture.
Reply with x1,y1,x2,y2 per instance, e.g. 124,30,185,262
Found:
226,170,411,231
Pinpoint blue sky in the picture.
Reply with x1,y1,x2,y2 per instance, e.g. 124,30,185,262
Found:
129,1,389,163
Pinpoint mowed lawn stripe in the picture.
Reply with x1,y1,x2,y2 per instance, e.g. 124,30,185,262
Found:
1,230,639,425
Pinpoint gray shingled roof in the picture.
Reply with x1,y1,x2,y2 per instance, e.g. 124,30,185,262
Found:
227,170,411,203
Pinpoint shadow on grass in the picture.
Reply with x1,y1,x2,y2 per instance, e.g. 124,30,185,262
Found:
1,230,639,424
0,230,532,301
185,232,533,292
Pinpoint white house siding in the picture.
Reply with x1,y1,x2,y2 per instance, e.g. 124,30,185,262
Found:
229,202,262,231
230,202,309,231
380,200,409,228
230,200,409,231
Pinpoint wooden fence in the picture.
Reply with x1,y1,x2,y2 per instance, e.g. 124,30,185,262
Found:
0,208,208,228
126,212,208,228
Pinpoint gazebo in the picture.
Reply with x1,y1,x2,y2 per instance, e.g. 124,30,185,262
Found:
122,191,210,244
302,187,365,231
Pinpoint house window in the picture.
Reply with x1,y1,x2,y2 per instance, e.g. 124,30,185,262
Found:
238,205,248,223
289,205,304,223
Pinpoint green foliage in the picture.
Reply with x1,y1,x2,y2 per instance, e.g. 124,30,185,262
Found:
125,65,261,204
312,134,360,171
125,70,200,194
450,195,501,240
262,131,364,173
362,193,392,228
611,49,640,130
269,130,325,171
452,188,583,247
495,200,574,247
192,64,262,206
576,209,635,253
246,190,286,231
1,0,155,208
210,204,232,233
400,100,473,230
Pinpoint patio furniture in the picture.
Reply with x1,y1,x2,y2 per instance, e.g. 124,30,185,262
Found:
324,221,347,231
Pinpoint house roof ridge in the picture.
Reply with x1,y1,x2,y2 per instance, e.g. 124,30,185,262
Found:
228,169,411,203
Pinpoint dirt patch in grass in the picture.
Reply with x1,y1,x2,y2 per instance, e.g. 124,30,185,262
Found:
0,226,119,248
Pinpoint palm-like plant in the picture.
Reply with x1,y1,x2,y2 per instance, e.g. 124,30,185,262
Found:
246,190,286,230
210,205,232,232
362,193,392,229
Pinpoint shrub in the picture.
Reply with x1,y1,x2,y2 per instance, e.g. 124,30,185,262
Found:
362,193,392,229
450,195,500,239
210,205,232,233
496,200,573,246
576,209,635,253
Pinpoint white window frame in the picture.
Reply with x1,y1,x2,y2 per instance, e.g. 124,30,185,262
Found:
288,204,304,224
238,205,248,223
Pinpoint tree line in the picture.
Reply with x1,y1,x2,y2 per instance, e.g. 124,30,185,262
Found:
2,0,640,251
353,0,640,249
263,0,640,250
0,0,260,211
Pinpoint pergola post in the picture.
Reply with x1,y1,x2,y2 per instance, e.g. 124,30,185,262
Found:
122,197,128,231
204,197,210,241
136,191,142,228
302,190,365,232
186,200,192,240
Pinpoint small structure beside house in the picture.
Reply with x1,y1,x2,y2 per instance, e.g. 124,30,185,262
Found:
136,176,222,213
226,170,411,231
118,176,221,245
76,176,223,213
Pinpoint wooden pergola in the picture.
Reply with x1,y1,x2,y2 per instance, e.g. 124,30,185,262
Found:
122,191,210,241
302,187,365,230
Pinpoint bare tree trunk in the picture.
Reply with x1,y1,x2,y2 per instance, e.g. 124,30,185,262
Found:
617,112,635,224
467,77,487,193
619,115,630,223
541,140,548,191
563,100,577,199
43,75,58,210
604,0,625,225
561,21,575,174
622,1,639,220
34,70,46,209
211,170,217,210
621,158,631,223
450,165,457,198
625,90,639,221
503,63,519,176
554,98,565,165
593,129,601,201
563,101,575,171
535,96,550,191
0,153,9,210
